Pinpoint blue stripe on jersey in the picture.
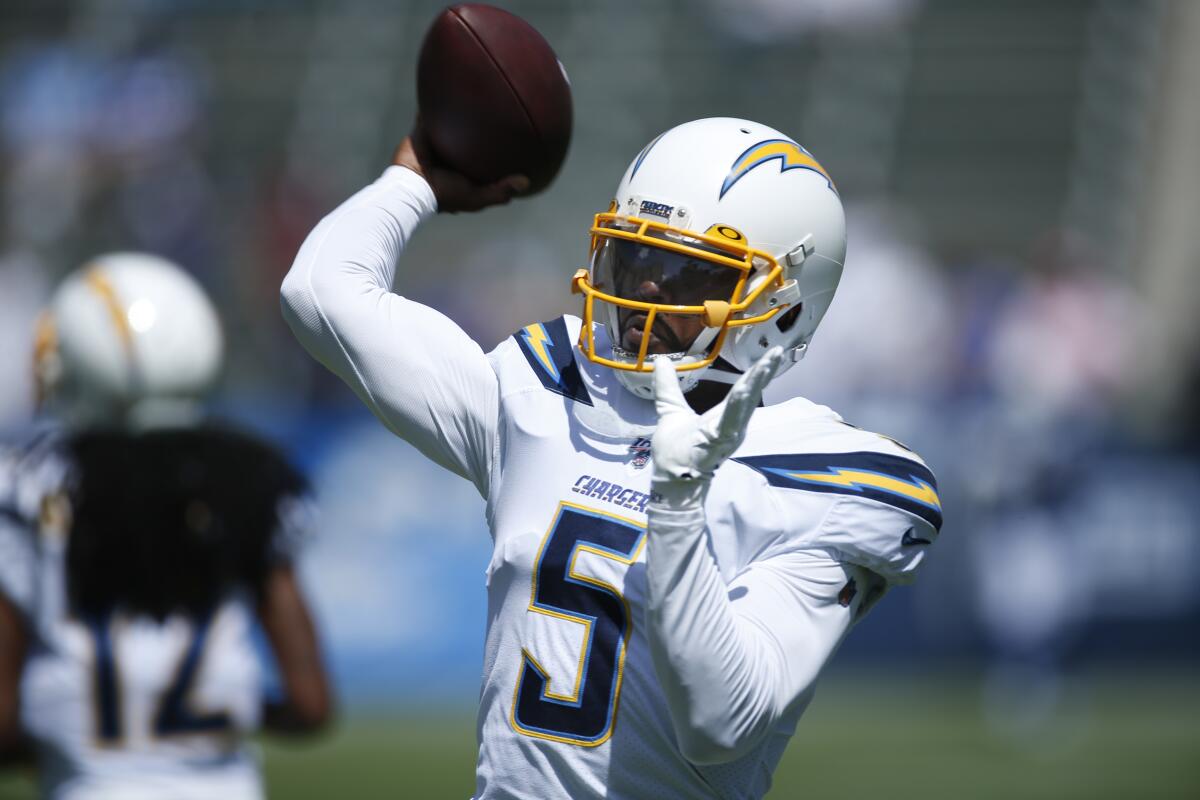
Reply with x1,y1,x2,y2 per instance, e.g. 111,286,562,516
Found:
733,451,942,531
513,317,593,406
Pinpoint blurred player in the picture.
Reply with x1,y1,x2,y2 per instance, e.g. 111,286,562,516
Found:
0,253,332,800
282,118,941,798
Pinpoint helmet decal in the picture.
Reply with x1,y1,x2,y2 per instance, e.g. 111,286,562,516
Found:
719,138,835,200
638,200,674,220
629,132,665,180
84,267,134,349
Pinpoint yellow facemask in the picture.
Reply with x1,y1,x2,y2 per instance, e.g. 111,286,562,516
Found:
572,211,787,373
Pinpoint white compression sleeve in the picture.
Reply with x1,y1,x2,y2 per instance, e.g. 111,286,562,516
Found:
281,166,498,494
644,490,859,765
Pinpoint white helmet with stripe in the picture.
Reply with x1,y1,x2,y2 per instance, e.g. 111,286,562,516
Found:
572,117,847,399
34,253,223,429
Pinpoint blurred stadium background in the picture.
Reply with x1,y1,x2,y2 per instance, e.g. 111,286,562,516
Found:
1,0,1198,797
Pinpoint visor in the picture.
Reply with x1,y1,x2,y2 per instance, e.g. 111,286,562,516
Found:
573,213,786,372
593,238,742,308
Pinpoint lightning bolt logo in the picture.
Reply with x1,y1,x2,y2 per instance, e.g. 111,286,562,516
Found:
630,132,665,180
720,139,835,199
767,467,941,511
734,452,942,530
521,323,560,383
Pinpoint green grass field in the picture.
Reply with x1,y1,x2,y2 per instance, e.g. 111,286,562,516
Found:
3,671,1197,798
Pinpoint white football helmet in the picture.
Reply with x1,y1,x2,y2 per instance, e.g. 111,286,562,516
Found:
572,117,846,398
34,252,223,429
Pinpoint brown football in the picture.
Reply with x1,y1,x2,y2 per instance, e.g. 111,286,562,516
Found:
416,4,572,195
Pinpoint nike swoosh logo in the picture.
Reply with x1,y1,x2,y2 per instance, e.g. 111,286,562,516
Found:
901,527,933,547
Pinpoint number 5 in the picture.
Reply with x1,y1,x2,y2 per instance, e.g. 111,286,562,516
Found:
511,502,645,746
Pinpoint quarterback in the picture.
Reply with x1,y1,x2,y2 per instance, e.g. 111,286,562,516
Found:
0,254,331,799
282,118,941,798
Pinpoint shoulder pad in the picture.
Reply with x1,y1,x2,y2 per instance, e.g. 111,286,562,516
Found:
509,316,593,405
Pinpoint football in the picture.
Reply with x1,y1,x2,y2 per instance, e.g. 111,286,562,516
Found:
416,3,572,195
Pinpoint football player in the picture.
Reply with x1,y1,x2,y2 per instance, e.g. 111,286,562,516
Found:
0,253,332,799
282,118,941,798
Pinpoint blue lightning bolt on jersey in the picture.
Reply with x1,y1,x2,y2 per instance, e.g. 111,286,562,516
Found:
515,317,593,405
734,452,942,531
520,323,559,382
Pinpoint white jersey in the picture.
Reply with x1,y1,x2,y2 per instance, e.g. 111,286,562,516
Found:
0,431,284,800
282,166,942,799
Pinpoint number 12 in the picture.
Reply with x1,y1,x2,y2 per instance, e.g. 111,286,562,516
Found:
86,608,232,742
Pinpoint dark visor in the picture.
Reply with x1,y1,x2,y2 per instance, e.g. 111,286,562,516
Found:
591,238,742,307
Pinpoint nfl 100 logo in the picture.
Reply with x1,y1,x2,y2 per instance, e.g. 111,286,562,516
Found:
628,437,652,468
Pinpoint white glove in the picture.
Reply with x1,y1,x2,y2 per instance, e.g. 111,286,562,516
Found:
650,347,784,502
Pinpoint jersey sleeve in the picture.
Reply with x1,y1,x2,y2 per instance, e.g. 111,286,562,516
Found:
734,448,942,585
644,497,876,765
280,166,499,495
815,494,938,585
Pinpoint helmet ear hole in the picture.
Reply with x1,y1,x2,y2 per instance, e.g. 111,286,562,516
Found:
775,303,803,333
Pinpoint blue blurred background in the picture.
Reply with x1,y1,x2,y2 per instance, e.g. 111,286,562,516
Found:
1,0,1198,796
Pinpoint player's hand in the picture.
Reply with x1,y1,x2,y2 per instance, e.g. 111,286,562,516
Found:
392,119,529,213
650,347,783,487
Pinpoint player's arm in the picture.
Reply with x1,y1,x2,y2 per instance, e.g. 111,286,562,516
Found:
643,353,911,764
279,122,526,493
0,593,32,766
257,564,333,736
645,518,874,765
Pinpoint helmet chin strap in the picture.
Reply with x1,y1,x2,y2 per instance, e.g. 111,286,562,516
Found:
696,370,741,386
694,355,743,386
697,342,808,387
